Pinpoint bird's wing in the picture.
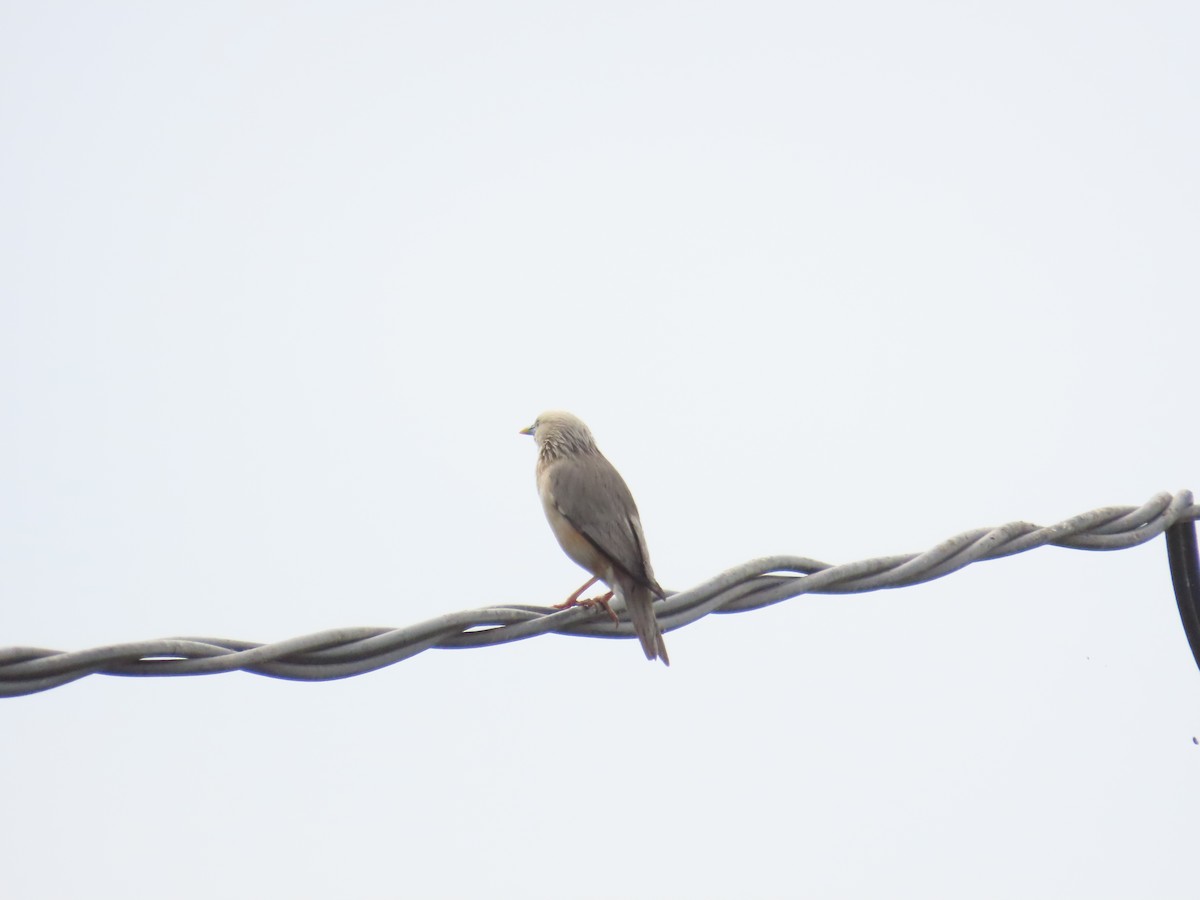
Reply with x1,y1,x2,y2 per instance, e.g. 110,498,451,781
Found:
626,511,665,598
544,454,660,592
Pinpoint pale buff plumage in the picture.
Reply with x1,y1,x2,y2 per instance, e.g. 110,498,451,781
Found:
520,411,669,665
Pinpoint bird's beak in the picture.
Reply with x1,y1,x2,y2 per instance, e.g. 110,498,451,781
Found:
519,424,535,436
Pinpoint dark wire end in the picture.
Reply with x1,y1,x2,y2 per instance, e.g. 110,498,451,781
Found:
1166,518,1200,674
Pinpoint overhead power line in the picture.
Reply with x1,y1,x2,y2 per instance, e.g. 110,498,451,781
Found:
2,490,1198,698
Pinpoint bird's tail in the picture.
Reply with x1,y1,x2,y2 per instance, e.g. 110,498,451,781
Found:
623,581,669,666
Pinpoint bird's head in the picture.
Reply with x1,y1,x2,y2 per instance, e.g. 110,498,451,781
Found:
520,410,597,455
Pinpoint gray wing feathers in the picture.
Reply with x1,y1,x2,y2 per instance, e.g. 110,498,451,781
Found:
545,455,661,593
626,513,665,598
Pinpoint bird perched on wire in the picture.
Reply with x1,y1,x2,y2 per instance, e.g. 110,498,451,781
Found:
520,410,670,665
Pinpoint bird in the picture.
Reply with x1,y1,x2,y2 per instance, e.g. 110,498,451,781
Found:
520,410,670,665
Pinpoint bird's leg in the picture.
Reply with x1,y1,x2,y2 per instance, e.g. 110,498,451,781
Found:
553,576,598,609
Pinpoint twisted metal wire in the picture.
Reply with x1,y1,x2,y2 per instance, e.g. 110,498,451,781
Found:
3,490,1196,698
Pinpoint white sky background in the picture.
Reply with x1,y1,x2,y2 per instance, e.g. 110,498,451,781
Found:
2,2,1198,897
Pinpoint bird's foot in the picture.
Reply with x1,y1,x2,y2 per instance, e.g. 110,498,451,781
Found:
554,591,618,624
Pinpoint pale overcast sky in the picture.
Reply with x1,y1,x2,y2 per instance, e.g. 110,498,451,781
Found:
2,2,1198,898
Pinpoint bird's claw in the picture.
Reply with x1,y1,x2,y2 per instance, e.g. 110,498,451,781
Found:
553,591,619,625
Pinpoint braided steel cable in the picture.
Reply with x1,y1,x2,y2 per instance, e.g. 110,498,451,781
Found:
3,490,1197,698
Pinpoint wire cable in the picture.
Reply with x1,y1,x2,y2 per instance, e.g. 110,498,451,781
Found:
3,490,1197,698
